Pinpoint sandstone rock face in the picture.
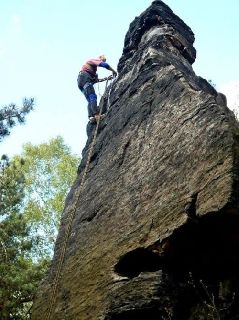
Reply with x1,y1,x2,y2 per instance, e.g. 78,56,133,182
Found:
32,1,239,319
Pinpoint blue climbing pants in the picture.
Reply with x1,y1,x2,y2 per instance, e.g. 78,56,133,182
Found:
77,71,99,117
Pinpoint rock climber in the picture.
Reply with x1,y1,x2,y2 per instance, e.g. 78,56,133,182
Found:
77,54,117,123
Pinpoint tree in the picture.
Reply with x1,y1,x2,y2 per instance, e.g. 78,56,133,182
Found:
0,136,79,319
0,155,24,214
0,98,34,141
13,136,79,255
0,156,48,320
0,96,35,319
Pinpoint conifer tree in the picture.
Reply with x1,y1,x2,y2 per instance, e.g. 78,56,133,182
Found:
0,98,34,141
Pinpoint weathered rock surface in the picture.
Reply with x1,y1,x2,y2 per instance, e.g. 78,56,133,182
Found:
32,1,239,319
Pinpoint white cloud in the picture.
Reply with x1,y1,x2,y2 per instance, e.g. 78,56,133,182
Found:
219,81,239,111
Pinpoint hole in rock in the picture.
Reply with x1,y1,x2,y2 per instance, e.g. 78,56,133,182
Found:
163,213,239,280
110,213,239,319
114,247,162,278
108,307,163,320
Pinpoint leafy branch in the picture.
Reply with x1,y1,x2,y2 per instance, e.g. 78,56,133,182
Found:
0,98,34,141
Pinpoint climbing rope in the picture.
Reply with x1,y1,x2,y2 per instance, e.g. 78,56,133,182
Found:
97,75,113,99
97,81,103,99
45,78,112,320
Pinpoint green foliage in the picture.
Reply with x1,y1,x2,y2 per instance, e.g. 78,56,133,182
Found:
0,136,79,319
0,156,48,319
0,155,24,214
0,98,34,141
15,136,79,256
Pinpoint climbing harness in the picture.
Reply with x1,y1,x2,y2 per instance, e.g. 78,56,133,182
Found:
45,78,113,320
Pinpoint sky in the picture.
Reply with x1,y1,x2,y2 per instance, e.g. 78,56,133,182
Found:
0,0,239,158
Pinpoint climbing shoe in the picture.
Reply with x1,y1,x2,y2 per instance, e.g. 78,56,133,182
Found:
89,116,96,123
89,114,106,123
